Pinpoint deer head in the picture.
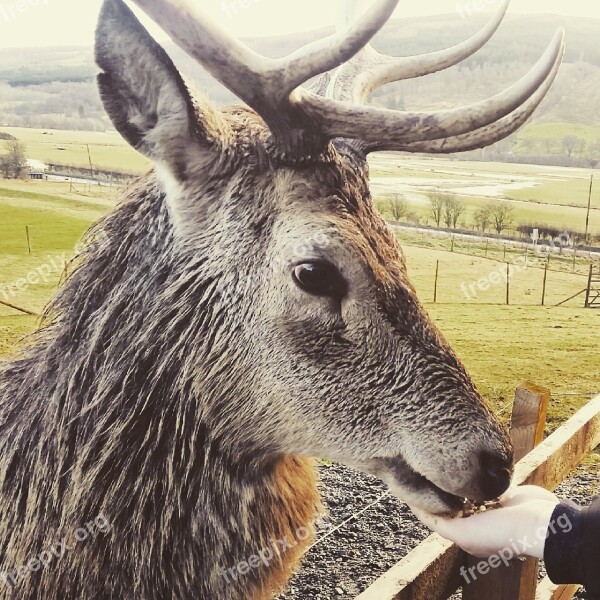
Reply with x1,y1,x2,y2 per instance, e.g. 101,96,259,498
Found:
95,0,564,515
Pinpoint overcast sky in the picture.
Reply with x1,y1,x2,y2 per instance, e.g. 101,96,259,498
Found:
0,0,598,49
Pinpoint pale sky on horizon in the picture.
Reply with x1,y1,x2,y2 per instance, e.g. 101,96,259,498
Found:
0,0,598,49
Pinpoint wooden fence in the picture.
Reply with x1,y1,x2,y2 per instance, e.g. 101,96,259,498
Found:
357,383,600,600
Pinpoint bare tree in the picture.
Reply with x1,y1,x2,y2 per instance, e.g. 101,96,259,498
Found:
520,137,537,154
1,140,27,179
387,194,407,222
541,138,555,154
473,205,492,232
428,192,446,227
490,201,514,234
451,198,465,229
442,195,465,229
562,134,580,158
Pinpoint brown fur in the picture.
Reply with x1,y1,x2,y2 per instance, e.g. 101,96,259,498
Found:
253,457,320,599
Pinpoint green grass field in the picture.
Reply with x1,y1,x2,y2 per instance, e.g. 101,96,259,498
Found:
515,122,600,153
3,125,600,236
0,126,150,173
371,154,600,236
1,178,598,436
0,180,113,317
393,226,597,275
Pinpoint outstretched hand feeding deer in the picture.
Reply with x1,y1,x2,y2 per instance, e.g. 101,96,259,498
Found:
0,0,564,598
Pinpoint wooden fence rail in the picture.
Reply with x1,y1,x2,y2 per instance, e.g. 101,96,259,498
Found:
585,263,600,308
357,386,600,600
0,299,40,317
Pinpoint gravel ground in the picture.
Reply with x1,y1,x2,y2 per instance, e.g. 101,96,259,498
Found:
275,461,599,600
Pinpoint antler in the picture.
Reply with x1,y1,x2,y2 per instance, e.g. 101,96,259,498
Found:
130,0,398,160
129,0,565,161
325,0,511,103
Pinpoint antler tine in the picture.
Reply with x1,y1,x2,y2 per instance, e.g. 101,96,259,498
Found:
379,37,565,154
278,0,398,96
298,27,565,149
326,0,509,104
363,0,510,101
130,0,270,108
129,0,399,158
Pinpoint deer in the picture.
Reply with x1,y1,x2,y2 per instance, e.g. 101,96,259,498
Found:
0,0,564,598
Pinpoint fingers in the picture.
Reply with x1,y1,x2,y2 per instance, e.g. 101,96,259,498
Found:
417,505,538,557
411,505,496,549
409,486,560,560
500,485,558,508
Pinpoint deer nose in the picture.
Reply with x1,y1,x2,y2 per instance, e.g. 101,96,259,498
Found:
479,451,513,500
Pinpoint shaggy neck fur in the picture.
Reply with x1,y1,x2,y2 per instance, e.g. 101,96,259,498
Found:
0,175,319,600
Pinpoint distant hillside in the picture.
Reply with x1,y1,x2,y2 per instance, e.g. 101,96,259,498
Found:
1,13,599,161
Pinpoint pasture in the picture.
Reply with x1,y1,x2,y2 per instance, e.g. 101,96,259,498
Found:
0,126,150,174
371,154,600,236
514,121,600,152
2,126,599,236
0,177,598,430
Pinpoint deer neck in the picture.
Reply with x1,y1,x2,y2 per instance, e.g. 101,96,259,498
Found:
0,176,320,598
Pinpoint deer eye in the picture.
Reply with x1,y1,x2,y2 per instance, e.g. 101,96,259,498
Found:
292,261,347,299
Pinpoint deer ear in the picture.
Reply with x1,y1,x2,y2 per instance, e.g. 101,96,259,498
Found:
95,0,228,177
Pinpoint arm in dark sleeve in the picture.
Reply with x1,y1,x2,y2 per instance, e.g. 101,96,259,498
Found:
544,496,600,600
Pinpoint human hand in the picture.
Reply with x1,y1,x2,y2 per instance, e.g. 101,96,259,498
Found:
410,486,560,559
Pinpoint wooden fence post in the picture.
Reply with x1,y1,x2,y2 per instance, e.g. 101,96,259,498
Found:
25,225,31,255
433,261,439,304
462,383,550,600
541,264,548,306
506,263,510,305
585,263,593,308
509,383,549,459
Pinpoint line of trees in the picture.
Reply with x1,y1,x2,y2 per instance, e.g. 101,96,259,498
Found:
384,192,600,246
514,135,600,160
485,133,600,169
426,193,513,234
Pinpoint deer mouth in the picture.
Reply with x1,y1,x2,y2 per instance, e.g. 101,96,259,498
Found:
363,456,466,516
